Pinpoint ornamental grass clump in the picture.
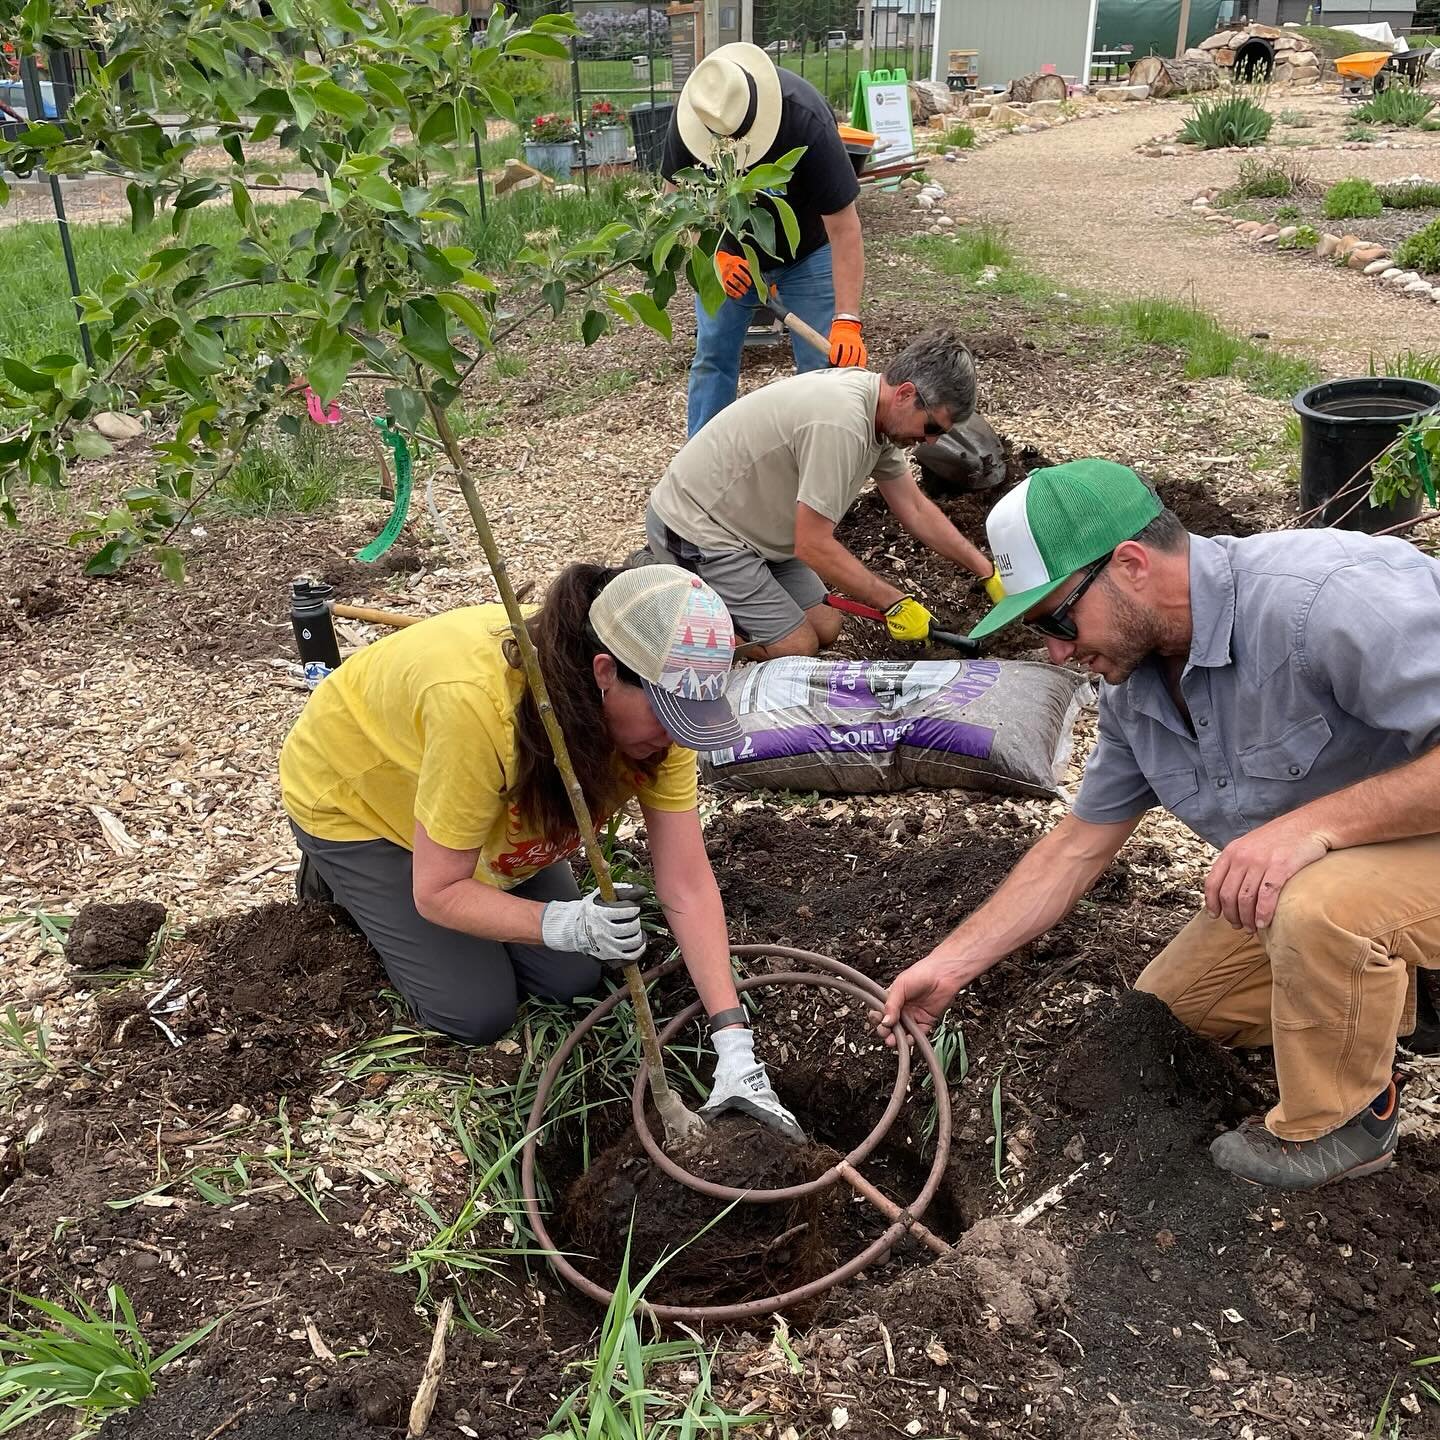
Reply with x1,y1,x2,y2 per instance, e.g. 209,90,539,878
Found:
1179,93,1274,150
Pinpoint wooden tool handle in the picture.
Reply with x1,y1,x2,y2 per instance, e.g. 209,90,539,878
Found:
332,602,428,629
763,287,831,356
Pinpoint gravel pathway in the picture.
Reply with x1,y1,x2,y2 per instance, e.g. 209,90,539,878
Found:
934,99,1440,375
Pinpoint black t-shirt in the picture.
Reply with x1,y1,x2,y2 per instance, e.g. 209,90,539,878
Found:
661,67,860,265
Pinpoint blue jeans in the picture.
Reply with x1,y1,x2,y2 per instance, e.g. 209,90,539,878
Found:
687,243,835,437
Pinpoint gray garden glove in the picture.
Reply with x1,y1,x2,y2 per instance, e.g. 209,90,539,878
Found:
540,884,647,966
700,1026,806,1144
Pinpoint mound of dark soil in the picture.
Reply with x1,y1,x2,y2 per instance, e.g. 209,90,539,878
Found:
704,805,1193,991
100,1379,383,1440
559,1115,858,1309
1006,991,1440,1432
1158,475,1261,540
11,574,70,620
90,901,388,1113
66,900,167,972
831,461,1259,665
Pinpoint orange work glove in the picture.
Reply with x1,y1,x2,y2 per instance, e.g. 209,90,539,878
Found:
715,251,753,300
828,316,867,368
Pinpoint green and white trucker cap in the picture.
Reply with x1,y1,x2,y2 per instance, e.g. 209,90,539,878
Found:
970,460,1163,640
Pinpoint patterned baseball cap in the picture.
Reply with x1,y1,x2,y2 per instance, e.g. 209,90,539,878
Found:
590,565,742,751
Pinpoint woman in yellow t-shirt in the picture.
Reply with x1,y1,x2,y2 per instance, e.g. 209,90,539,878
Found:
281,563,800,1139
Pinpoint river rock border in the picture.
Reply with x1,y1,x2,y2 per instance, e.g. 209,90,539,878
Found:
1188,183,1440,303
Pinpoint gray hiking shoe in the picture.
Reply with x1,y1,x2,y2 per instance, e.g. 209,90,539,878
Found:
1209,1078,1401,1190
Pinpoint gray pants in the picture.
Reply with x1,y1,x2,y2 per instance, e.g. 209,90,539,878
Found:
644,506,826,646
290,822,601,1045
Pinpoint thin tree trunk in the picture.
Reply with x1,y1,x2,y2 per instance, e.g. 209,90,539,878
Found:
426,397,704,1146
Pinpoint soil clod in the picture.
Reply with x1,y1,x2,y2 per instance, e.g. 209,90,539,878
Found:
65,900,168,972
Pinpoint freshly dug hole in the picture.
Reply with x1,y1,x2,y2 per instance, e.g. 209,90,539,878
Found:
559,1116,861,1308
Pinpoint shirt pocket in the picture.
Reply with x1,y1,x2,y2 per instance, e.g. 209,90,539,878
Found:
1237,714,1333,782
1148,766,1200,809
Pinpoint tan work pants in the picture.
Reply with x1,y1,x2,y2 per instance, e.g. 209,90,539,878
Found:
1136,835,1440,1141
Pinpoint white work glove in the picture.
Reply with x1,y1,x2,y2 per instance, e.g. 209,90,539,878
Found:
699,1027,806,1144
540,885,645,966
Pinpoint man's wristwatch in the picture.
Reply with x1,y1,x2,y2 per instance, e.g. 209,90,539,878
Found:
708,1006,748,1034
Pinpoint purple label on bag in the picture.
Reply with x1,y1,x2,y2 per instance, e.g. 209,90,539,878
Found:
729,716,994,763
904,716,994,757
824,660,891,710
822,658,1003,712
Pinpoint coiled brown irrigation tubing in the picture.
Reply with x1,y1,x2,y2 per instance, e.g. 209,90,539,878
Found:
520,945,954,1323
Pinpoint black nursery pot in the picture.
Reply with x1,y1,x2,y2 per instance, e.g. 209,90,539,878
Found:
1291,377,1440,533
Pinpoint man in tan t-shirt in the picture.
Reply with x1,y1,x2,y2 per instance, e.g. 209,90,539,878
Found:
645,329,1004,659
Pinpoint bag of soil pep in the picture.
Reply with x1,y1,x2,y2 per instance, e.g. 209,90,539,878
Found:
700,657,1087,798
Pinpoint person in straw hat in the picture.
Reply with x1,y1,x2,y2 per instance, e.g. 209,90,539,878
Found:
662,42,868,436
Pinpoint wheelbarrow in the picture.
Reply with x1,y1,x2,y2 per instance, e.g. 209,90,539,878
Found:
1335,50,1393,100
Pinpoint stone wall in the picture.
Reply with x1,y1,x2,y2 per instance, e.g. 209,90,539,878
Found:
1186,25,1324,86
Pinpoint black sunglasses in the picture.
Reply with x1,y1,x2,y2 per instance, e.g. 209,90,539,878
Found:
911,387,948,438
1026,554,1111,641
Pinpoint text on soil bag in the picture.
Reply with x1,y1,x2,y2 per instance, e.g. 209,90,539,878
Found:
734,716,995,762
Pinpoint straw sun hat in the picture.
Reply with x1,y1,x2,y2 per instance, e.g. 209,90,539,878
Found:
676,41,783,170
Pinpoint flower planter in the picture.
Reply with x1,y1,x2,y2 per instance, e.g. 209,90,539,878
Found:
582,124,628,165
523,140,577,179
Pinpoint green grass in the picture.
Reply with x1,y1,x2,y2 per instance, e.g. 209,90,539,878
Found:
0,1285,220,1431
1220,154,1310,205
991,1069,1007,1190
220,424,372,517
1354,84,1437,129
1089,296,1319,399
1381,180,1440,210
461,175,647,272
542,1217,761,1438
1293,24,1389,58
901,223,1015,277
393,1130,542,1319
0,1006,57,1101
547,367,642,417
899,226,1053,303
1370,350,1440,385
0,167,646,392
919,1018,967,1151
0,201,315,365
1344,123,1380,143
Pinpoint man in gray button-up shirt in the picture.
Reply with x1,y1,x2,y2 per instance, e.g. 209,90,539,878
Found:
878,460,1440,1191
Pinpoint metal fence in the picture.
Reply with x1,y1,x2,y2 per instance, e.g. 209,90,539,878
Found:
3,51,97,363
552,0,935,193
